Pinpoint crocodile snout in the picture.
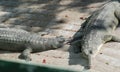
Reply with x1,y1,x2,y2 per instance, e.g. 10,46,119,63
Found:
56,35,65,43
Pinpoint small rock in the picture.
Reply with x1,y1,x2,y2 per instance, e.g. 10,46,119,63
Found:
42,59,46,64
105,62,109,65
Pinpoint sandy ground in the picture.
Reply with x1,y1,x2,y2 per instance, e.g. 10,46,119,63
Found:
0,0,120,72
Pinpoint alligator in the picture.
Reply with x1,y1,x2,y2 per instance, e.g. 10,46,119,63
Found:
0,28,65,61
71,1,120,69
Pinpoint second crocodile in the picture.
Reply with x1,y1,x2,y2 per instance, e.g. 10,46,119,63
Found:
71,1,120,69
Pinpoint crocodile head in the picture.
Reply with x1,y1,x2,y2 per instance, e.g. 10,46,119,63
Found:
81,43,104,69
56,35,65,43
81,45,97,69
81,32,105,69
52,35,65,48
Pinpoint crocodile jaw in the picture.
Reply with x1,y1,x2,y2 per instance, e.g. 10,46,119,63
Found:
93,44,104,57
82,43,104,69
89,44,104,69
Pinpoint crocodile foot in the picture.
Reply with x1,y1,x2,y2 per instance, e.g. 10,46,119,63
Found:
19,47,32,61
19,54,31,61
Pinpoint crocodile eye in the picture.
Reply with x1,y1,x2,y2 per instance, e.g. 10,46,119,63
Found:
89,50,93,54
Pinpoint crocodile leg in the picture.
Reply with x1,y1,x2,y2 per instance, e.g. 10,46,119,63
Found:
19,46,32,61
111,35,120,42
115,5,120,20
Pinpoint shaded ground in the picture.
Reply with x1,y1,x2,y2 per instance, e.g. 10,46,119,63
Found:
0,0,120,72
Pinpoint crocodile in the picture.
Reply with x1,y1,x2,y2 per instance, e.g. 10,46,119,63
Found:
0,28,65,61
71,1,120,69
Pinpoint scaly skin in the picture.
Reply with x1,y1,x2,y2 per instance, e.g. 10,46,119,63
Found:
0,28,65,61
71,1,120,69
